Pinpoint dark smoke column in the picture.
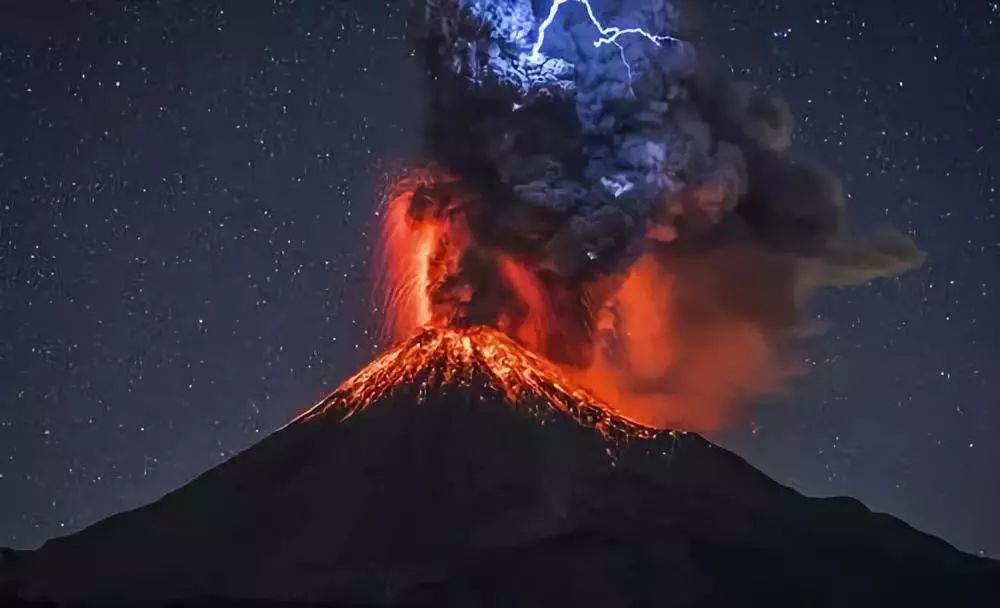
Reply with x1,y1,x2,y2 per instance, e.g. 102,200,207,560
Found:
425,0,707,277
405,0,923,429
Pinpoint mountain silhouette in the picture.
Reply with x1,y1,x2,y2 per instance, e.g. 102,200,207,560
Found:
2,327,997,607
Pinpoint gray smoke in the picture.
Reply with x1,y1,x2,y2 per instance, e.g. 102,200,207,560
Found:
420,0,921,277
391,0,923,428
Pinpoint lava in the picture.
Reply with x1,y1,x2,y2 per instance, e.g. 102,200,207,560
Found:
373,174,440,341
310,175,656,438
373,172,559,347
358,172,795,434
362,174,782,434
294,325,658,442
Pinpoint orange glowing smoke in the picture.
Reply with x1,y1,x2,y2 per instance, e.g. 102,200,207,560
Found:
295,325,658,442
366,176,792,435
578,249,791,432
374,173,553,347
495,254,553,355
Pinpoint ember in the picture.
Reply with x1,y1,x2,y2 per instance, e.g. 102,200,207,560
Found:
313,0,922,436
294,325,658,442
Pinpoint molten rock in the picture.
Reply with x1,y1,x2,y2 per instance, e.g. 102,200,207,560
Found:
374,0,926,432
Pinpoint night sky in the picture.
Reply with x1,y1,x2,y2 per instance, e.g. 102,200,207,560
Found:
1,0,997,559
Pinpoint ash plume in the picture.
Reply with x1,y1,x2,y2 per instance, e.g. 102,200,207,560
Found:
378,0,923,431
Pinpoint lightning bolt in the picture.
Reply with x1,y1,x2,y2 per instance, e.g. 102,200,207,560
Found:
530,0,681,84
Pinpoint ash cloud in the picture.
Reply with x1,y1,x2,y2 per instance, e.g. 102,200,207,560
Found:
384,0,923,430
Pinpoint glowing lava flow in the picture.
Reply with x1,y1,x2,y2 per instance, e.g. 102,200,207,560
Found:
294,325,658,442
373,175,440,341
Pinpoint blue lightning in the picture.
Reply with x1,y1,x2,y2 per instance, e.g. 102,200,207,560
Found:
530,0,681,83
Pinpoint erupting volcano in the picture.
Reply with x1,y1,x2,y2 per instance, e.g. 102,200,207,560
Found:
293,326,656,444
3,311,997,605
354,0,927,433
2,1,997,607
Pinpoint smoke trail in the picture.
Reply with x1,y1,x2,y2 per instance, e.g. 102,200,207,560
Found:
379,0,923,431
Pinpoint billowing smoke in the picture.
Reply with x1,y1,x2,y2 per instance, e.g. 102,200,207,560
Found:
376,0,923,431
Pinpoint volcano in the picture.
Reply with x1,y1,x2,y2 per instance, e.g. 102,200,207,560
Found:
2,327,997,607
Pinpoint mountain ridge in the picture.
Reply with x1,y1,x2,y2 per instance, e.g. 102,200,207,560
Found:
2,328,997,606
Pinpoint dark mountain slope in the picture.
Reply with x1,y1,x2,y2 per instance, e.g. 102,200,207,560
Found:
2,328,997,607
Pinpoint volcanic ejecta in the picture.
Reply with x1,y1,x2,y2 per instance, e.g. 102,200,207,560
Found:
373,0,924,431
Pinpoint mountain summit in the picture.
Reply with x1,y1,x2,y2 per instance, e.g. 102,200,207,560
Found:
2,327,997,607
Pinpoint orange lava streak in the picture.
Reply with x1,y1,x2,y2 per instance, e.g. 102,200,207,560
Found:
294,325,659,441
374,178,438,342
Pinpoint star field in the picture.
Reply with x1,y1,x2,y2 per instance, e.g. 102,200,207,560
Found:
0,0,422,547
1,0,998,558
703,0,1000,557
